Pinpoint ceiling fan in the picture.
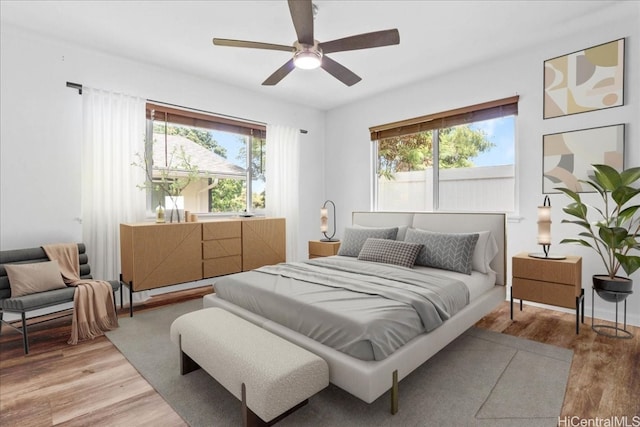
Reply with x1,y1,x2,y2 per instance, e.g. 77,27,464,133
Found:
212,0,400,86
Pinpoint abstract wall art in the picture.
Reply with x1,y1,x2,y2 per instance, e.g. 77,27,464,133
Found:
543,124,625,193
544,39,625,119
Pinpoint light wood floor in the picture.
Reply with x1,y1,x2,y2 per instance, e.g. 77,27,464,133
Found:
1,287,638,426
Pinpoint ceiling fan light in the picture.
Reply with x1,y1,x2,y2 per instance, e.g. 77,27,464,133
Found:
294,50,322,69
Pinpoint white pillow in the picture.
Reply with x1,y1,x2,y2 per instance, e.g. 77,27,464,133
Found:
472,231,499,274
354,224,408,241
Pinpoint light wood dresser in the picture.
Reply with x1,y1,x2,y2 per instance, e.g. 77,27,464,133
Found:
120,217,285,315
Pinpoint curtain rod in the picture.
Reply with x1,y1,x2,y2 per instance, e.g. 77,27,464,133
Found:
66,81,308,134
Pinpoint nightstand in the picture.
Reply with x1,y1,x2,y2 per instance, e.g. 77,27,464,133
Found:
511,252,584,334
308,240,341,259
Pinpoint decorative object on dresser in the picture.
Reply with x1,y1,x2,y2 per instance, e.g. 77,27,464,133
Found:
320,199,339,242
529,195,565,260
556,164,639,338
119,217,285,316
511,253,584,334
308,240,340,259
132,130,202,223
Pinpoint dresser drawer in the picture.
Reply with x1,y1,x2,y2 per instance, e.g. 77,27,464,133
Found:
512,278,577,309
513,255,581,286
203,256,242,278
202,221,241,241
203,238,242,259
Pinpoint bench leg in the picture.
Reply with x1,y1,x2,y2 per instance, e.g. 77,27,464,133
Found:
21,312,29,355
179,335,201,375
241,382,308,427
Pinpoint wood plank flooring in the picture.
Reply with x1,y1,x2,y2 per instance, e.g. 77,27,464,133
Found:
1,287,638,426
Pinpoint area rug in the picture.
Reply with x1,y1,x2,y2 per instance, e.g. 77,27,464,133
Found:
105,299,573,427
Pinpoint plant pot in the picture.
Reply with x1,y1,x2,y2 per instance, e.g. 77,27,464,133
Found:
592,275,633,303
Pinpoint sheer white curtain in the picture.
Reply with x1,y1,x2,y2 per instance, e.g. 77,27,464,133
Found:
82,88,147,304
265,124,300,261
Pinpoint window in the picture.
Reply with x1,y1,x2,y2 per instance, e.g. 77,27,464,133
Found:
371,96,518,213
145,103,266,215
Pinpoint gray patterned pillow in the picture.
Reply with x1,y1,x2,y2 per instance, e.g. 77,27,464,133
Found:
337,226,399,257
404,228,479,274
357,238,423,268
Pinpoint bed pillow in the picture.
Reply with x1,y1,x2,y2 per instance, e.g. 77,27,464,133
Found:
353,224,408,241
357,238,423,268
337,226,399,257
472,231,499,273
4,260,67,297
404,228,479,274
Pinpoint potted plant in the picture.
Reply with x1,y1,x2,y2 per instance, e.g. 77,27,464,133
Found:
133,142,201,223
555,164,640,302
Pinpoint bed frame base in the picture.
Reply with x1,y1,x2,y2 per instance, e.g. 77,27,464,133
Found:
391,370,398,414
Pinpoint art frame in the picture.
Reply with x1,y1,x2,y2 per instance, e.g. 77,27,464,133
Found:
542,124,625,194
544,38,625,119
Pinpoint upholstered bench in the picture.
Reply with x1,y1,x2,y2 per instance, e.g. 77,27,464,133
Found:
0,244,121,354
170,307,329,426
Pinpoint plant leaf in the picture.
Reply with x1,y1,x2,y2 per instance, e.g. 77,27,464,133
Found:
554,187,581,203
615,253,640,276
592,164,622,191
598,226,629,249
562,202,588,220
612,186,640,208
559,238,594,249
620,166,640,186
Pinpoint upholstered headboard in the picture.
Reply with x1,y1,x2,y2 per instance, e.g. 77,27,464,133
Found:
352,211,507,286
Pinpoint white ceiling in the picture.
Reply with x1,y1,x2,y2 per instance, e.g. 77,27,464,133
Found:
0,1,620,111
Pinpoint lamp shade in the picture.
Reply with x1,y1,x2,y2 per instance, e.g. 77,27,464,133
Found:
537,205,551,245
320,200,338,242
529,195,565,260
320,208,328,232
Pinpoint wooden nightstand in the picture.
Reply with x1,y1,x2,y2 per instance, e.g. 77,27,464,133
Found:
308,240,341,259
511,252,584,334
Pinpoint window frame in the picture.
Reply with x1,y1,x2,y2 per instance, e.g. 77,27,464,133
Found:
370,96,519,213
144,102,266,216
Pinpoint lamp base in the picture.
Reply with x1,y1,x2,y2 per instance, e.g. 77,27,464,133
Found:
320,238,340,242
528,252,566,260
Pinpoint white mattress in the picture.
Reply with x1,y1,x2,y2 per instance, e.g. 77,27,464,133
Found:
411,264,496,301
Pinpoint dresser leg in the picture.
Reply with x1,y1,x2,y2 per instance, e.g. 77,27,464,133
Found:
510,292,513,320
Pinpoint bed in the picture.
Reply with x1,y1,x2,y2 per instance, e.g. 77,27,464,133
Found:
204,211,506,410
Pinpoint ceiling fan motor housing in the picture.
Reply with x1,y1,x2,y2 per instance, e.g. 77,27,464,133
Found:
293,41,323,69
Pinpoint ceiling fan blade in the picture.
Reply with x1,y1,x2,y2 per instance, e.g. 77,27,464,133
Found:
321,56,362,87
212,38,294,52
288,0,314,45
319,29,400,54
262,59,296,86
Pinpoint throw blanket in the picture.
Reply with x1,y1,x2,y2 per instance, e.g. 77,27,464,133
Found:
43,244,118,344
257,258,470,329
214,257,470,360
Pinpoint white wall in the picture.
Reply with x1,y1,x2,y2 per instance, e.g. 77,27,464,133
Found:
325,2,640,325
0,24,326,262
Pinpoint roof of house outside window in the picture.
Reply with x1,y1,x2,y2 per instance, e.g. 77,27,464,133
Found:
152,134,245,179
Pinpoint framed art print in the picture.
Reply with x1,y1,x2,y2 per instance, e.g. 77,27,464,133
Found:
543,124,624,193
544,38,624,119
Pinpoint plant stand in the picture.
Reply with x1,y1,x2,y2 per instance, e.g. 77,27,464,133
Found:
591,287,633,339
